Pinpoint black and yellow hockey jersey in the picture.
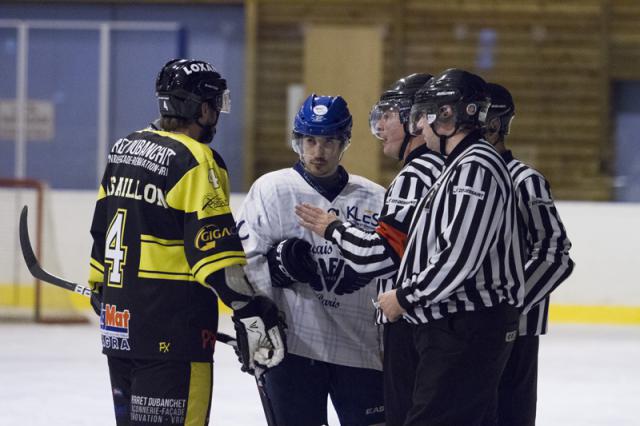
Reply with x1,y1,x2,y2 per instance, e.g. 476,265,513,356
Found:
88,129,246,361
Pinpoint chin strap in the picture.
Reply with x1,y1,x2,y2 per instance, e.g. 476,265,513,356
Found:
431,122,461,155
397,131,412,161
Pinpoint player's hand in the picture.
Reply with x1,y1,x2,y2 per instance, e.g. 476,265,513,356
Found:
295,203,340,239
378,289,406,322
266,238,319,287
232,296,287,371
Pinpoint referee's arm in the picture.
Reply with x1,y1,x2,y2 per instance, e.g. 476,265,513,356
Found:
396,163,506,308
325,221,399,278
518,175,575,314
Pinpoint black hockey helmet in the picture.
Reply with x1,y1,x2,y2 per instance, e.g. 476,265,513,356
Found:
485,82,515,138
155,59,230,120
409,68,490,136
370,73,433,160
370,73,433,131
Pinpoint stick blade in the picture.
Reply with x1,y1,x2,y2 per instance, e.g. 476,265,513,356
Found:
19,205,38,272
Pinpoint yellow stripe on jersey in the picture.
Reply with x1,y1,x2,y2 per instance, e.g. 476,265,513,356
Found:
139,234,194,282
184,362,213,426
153,130,233,220
97,183,106,201
192,251,246,284
88,257,104,290
166,163,233,218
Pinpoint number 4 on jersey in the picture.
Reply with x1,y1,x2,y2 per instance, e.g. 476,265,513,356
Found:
105,209,128,287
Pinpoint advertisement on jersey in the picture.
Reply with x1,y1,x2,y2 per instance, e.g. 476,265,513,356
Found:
100,303,131,351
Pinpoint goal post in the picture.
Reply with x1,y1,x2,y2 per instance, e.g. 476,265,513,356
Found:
0,178,89,323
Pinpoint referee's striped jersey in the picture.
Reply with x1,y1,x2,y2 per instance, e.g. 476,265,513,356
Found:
395,131,525,324
504,151,574,336
325,144,444,288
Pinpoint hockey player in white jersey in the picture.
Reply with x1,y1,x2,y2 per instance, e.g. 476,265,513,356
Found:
237,94,386,426
296,74,444,426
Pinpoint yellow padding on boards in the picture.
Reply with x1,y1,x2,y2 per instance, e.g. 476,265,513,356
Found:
0,282,89,310
549,305,640,325
218,303,640,324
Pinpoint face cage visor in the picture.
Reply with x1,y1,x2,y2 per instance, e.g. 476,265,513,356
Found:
369,102,402,140
408,102,443,136
208,89,231,114
290,132,350,157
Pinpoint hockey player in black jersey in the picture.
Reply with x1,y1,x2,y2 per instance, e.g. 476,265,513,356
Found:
87,59,286,426
484,82,574,426
296,73,445,425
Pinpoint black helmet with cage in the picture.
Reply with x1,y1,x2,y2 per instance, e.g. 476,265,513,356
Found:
409,68,490,142
369,73,433,160
155,59,230,120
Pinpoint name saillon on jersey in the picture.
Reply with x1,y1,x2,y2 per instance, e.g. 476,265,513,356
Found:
106,176,168,208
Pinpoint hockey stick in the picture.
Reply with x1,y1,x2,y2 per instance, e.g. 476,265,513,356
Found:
18,205,239,346
19,205,278,425
216,334,278,426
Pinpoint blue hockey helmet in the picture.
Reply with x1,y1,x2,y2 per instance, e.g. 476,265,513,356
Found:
291,94,352,155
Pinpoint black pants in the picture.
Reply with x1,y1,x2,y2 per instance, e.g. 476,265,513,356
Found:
496,335,539,426
263,353,385,426
383,320,419,426
404,304,519,426
107,356,213,426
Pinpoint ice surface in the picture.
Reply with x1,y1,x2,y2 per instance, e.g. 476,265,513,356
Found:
2,316,639,425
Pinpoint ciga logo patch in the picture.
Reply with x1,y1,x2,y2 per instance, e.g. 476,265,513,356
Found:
195,224,234,251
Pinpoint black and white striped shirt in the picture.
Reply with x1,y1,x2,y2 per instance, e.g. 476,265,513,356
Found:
325,145,444,284
395,132,525,324
505,151,574,336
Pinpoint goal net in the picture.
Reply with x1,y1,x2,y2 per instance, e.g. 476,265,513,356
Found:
0,178,89,323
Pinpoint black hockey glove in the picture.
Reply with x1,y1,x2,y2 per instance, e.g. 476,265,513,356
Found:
232,295,287,373
266,238,319,287
90,286,103,316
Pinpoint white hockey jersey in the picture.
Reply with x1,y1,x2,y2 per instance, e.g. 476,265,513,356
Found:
237,166,385,371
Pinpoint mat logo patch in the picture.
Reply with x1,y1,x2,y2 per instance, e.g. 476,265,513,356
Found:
100,304,131,351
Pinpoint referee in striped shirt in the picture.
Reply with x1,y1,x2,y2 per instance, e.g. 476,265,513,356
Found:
296,73,444,425
484,82,574,426
378,69,525,426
